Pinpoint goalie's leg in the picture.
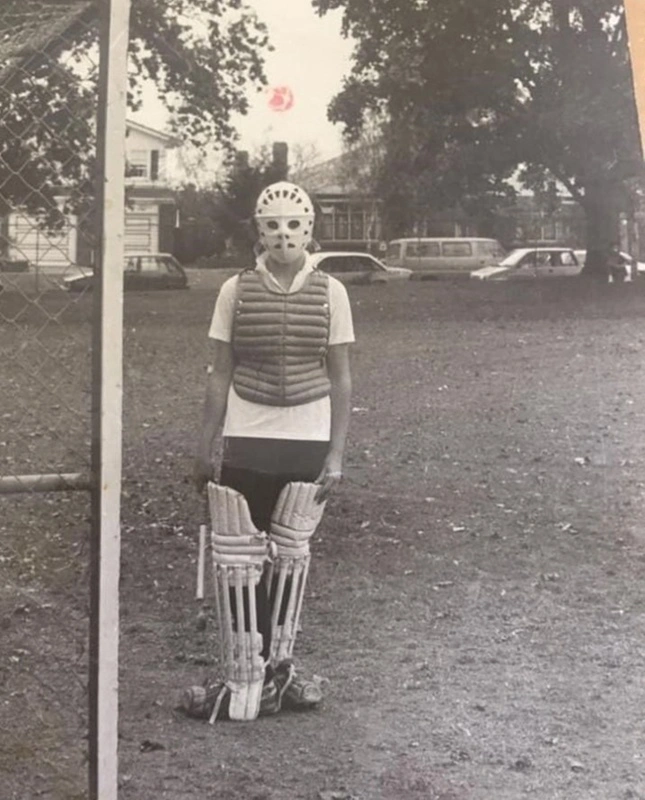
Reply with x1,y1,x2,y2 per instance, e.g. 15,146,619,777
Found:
267,481,326,675
209,483,270,721
268,552,311,665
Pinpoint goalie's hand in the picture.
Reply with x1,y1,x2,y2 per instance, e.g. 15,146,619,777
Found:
314,454,343,503
193,456,215,493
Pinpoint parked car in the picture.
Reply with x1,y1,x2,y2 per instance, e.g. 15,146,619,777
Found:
470,247,582,280
385,237,506,276
64,252,189,292
309,251,412,284
574,249,645,281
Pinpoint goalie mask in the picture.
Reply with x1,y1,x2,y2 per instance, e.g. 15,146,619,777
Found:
255,182,315,265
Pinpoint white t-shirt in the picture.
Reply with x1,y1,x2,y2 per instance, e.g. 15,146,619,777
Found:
208,253,355,440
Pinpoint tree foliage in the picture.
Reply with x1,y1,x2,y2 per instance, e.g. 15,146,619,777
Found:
127,0,268,147
314,0,642,267
174,182,227,264
215,144,288,256
0,0,269,220
174,144,289,265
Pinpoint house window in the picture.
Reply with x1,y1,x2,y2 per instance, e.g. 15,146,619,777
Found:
128,149,148,178
150,150,159,181
350,209,364,240
335,211,349,240
319,212,334,240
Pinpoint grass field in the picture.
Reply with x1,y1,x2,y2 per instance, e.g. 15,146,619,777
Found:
2,275,645,799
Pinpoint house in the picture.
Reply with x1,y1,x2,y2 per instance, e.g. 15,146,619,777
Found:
309,180,383,253
298,151,384,253
299,150,588,253
121,120,179,256
4,119,179,270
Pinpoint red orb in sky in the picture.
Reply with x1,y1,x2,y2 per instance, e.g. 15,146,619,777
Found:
268,86,294,112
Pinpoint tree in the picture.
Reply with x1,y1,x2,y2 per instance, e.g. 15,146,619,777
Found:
215,143,289,256
288,141,325,184
173,182,227,264
0,0,269,222
313,0,642,275
127,0,268,148
173,143,290,265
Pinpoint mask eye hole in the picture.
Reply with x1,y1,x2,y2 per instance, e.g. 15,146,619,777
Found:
287,220,300,230
267,220,279,230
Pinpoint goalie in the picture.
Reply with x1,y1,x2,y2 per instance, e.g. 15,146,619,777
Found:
186,182,354,721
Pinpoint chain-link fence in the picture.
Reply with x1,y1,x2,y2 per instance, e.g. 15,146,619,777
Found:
0,2,124,797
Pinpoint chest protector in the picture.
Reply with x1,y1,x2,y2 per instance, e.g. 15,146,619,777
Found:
231,270,331,407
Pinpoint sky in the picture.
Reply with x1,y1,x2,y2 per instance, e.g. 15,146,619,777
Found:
233,0,354,159
132,0,354,181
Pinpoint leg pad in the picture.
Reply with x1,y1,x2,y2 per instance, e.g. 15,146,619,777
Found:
267,482,326,664
208,483,269,720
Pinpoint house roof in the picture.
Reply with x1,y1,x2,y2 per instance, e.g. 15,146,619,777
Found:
310,183,358,196
126,119,181,147
300,148,580,206
298,151,368,196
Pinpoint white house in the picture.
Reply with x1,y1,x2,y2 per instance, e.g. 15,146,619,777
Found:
5,119,179,270
121,119,179,256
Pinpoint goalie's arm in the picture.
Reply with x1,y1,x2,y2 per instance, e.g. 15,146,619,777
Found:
194,339,234,492
328,343,352,464
315,343,352,502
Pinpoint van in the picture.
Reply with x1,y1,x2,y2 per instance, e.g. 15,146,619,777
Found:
384,237,506,276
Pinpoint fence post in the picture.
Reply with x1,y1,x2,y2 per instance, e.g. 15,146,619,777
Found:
89,0,130,798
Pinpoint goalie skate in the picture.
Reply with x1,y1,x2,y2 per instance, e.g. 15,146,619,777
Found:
208,483,270,721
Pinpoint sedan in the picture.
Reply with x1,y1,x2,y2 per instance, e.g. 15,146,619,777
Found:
309,251,412,284
470,247,582,280
64,252,189,292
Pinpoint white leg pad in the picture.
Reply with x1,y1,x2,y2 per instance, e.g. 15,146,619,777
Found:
267,482,326,664
207,482,269,721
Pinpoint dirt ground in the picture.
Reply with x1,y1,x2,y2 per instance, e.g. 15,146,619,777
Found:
3,275,645,799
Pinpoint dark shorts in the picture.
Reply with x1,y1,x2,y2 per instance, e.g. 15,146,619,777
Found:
220,437,329,533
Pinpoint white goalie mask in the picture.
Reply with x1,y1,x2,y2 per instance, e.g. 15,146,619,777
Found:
255,182,315,265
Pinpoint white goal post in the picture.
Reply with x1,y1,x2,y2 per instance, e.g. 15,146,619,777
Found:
89,2,130,799
0,1,130,799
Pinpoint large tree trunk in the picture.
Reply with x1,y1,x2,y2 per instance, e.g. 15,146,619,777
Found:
580,181,621,279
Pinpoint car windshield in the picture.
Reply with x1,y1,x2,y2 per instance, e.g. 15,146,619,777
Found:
363,257,386,271
499,250,532,267
160,256,182,274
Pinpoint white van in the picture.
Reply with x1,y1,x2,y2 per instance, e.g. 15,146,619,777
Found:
384,237,506,276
